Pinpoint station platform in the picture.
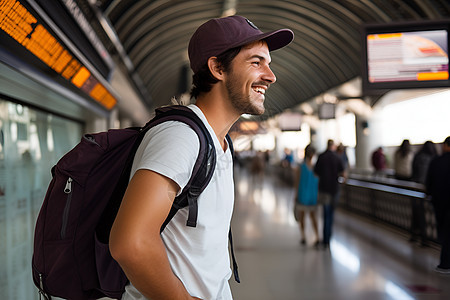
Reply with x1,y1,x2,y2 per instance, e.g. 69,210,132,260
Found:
229,166,449,300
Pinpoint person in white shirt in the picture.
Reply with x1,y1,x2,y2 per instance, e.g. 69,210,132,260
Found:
394,139,414,180
109,15,293,300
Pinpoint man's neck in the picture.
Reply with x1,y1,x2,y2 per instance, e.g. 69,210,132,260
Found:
195,92,240,151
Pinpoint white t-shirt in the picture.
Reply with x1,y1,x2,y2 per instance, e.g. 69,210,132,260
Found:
122,105,234,300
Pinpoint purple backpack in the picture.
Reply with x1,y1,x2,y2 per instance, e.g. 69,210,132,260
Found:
32,105,225,299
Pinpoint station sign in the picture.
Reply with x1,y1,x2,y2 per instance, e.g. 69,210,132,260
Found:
0,0,117,110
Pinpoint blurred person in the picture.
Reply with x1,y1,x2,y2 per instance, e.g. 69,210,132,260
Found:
264,149,271,171
314,139,344,249
412,140,437,184
410,141,437,243
251,151,265,174
371,146,387,177
394,139,414,181
110,15,293,299
294,145,320,246
336,143,349,172
281,147,294,167
281,147,295,186
250,151,265,184
426,136,450,274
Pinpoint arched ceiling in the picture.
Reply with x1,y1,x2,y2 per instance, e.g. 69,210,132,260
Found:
89,0,449,119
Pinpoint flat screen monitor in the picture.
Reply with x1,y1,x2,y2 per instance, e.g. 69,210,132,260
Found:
361,20,450,93
278,112,302,131
318,103,335,120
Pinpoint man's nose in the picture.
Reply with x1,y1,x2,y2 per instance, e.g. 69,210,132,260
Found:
262,66,276,84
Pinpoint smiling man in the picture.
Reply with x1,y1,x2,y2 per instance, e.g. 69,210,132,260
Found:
110,15,293,300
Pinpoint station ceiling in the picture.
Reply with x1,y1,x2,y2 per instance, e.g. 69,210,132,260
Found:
86,0,449,119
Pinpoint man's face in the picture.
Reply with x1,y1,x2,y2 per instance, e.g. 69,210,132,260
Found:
224,41,276,115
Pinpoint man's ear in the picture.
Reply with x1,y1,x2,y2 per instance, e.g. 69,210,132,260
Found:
207,57,224,80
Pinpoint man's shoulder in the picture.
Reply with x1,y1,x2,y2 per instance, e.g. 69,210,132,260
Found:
318,150,330,157
321,150,339,160
427,153,449,176
432,152,450,165
141,120,201,157
147,118,199,138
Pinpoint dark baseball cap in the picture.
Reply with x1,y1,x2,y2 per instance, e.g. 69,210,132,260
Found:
188,15,294,73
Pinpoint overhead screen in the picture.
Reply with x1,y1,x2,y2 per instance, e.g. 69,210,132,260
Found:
318,103,335,120
361,20,450,93
278,112,302,131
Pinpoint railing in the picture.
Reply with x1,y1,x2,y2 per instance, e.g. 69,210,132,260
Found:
339,176,439,247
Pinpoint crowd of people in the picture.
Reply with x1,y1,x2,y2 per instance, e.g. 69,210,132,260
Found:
371,139,439,184
292,137,449,274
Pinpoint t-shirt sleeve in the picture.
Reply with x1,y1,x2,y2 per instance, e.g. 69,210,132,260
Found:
132,121,200,193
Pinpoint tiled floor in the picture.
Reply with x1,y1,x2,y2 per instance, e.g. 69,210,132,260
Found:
229,166,449,300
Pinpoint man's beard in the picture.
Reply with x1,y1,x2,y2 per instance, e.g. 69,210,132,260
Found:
225,74,266,116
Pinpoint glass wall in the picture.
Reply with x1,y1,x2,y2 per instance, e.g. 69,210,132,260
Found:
0,98,83,299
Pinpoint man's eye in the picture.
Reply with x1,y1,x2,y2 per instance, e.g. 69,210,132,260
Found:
252,61,260,66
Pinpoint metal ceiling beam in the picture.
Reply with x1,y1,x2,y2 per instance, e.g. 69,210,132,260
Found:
97,0,450,117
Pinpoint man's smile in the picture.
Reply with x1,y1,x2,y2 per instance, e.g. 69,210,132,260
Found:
252,86,266,95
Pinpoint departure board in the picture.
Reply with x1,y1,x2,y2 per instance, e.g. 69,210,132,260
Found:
367,31,449,83
0,0,117,110
361,19,450,92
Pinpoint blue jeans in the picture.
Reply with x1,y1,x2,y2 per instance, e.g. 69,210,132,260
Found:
322,192,339,245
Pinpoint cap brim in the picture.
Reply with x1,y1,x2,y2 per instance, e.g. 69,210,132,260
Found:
263,29,294,51
228,28,294,52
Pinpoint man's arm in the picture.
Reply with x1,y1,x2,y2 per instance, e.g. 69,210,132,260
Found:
109,169,200,300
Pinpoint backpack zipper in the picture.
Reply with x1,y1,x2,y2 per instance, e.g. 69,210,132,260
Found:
38,273,50,300
61,177,73,239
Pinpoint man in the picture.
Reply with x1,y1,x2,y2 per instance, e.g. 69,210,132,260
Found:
426,136,450,274
314,139,344,249
109,15,293,299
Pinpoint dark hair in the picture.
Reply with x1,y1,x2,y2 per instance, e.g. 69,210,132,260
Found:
327,139,334,150
444,136,450,147
420,141,437,156
190,46,241,99
397,139,411,157
304,144,316,159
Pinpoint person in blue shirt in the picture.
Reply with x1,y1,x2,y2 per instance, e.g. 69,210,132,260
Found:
294,145,320,246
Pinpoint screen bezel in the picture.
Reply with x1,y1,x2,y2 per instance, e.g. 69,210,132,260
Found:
361,19,450,94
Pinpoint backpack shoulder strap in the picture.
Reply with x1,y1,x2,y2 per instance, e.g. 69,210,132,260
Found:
226,133,234,155
150,106,216,231
225,133,240,283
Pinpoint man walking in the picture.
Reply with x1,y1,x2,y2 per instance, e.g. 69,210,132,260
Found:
314,139,344,249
